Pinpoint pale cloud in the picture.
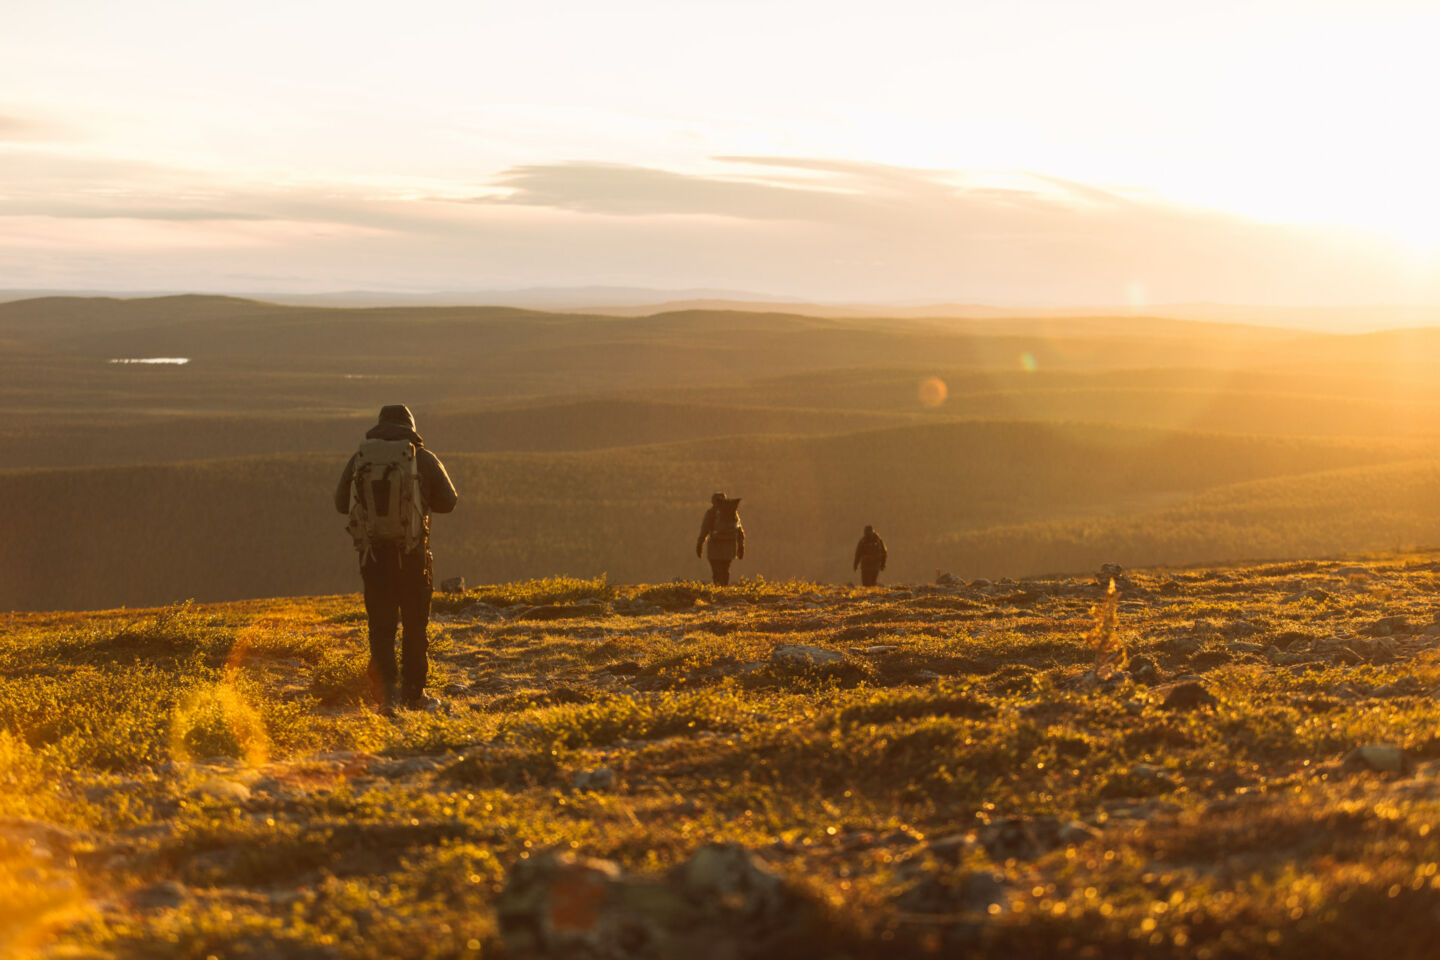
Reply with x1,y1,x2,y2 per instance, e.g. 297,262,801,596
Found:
474,162,871,221
466,157,1202,242
2,149,1436,306
0,150,462,233
0,112,66,141
468,158,1097,233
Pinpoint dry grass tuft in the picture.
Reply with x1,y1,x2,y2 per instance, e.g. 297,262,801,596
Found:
1084,577,1128,680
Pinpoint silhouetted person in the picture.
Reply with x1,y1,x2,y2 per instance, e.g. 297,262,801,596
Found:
696,492,745,586
335,404,457,716
854,524,887,586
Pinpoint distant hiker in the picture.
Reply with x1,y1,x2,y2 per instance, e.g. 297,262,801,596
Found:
854,525,887,586
335,404,458,717
696,492,745,586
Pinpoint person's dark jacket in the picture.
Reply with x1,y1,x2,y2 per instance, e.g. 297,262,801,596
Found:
854,531,887,570
335,415,458,518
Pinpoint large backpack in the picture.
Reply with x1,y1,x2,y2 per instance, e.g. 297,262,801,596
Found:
346,439,427,556
710,498,742,542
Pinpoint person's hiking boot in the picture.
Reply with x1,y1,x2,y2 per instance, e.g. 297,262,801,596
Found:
401,693,447,714
377,682,399,719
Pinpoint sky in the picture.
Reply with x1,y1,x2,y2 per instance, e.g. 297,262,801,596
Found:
3,0,1440,305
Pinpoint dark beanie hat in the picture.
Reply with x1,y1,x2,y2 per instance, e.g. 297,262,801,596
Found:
378,404,415,429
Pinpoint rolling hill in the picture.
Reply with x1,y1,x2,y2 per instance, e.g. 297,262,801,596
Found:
4,295,1440,610
0,421,1429,610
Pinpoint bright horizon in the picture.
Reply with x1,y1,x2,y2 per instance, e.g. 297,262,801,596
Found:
5,0,1440,307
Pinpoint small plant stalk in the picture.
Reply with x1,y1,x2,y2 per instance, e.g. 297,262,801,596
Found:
1085,577,1128,680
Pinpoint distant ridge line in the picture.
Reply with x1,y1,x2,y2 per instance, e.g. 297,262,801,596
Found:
4,288,1440,331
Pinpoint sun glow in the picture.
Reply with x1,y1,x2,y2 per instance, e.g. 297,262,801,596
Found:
5,1,1440,300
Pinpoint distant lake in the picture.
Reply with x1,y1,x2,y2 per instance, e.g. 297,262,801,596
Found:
108,358,190,365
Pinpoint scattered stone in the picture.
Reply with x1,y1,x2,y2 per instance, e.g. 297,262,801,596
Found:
1057,820,1102,845
1129,763,1176,787
571,767,616,792
976,816,1099,861
1372,676,1426,698
187,778,252,803
675,843,791,917
440,576,466,593
1127,655,1160,684
1189,649,1233,670
968,579,992,590
496,853,625,955
1096,563,1131,589
497,845,825,959
516,604,603,621
893,869,1008,915
1210,770,1258,792
0,819,90,861
310,750,378,770
919,834,975,863
1363,615,1412,637
1167,635,1202,656
372,754,452,777
1271,630,1313,648
79,778,150,806
1343,744,1408,774
1106,800,1179,820
129,880,190,911
464,603,506,622
770,644,844,666
1158,681,1218,712
1350,636,1398,664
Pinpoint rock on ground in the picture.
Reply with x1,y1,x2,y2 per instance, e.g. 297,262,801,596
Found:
497,844,834,959
769,644,844,665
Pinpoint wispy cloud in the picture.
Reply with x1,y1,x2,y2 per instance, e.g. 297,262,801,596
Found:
1,151,1432,305
0,113,66,142
0,150,453,233
466,157,1083,227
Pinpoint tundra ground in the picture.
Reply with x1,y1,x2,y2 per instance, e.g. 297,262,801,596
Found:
5,556,1440,958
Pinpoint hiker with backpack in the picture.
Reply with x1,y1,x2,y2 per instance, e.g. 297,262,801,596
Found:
334,404,458,717
696,492,745,586
853,524,888,586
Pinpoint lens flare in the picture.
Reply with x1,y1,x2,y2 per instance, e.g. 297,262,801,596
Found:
918,377,948,407
169,682,269,768
0,860,87,957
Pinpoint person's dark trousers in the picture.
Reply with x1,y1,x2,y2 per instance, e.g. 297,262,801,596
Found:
362,543,433,705
709,558,732,586
860,563,881,587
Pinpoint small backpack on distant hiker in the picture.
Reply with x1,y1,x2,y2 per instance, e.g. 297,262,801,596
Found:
710,498,742,545
345,438,428,557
